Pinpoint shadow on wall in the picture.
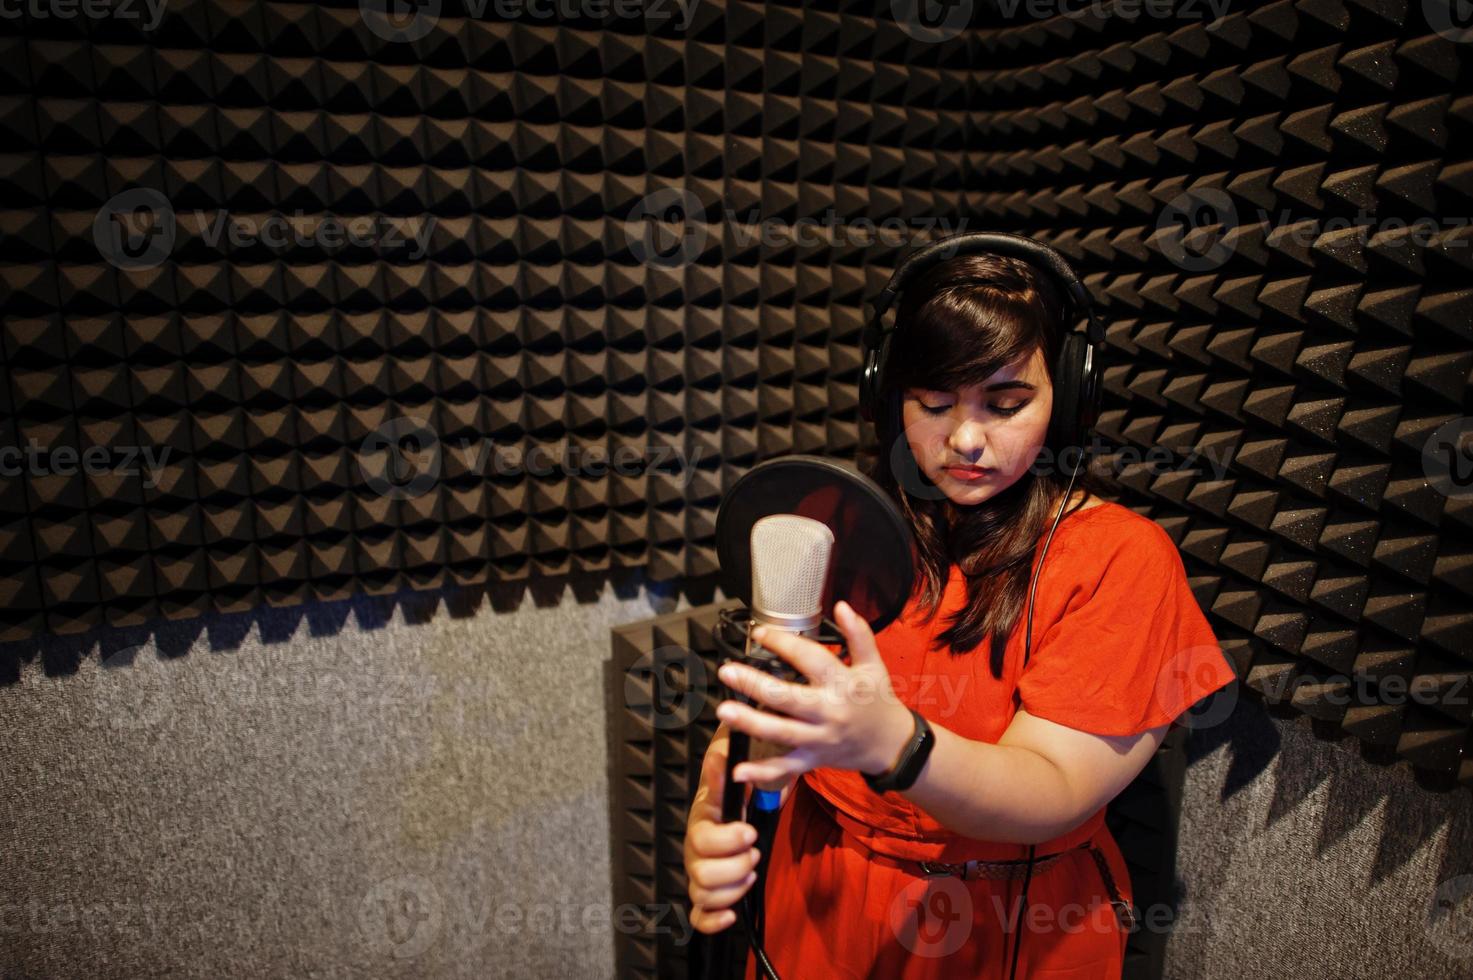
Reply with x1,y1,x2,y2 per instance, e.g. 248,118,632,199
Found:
0,568,724,687
1186,695,1473,885
1187,691,1284,800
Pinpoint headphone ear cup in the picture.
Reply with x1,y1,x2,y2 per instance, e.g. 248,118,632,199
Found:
1077,336,1102,437
860,332,891,424
1048,332,1088,457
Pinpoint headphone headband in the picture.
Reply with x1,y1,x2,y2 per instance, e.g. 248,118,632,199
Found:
867,231,1104,348
859,231,1105,443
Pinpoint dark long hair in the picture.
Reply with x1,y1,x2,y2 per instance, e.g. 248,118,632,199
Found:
861,252,1113,678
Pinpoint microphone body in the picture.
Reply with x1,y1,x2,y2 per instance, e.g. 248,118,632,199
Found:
707,514,834,980
720,514,834,823
704,456,914,980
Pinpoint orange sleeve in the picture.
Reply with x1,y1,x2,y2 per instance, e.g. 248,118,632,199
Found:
1015,517,1238,738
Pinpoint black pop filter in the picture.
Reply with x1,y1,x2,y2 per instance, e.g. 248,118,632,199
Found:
715,455,916,633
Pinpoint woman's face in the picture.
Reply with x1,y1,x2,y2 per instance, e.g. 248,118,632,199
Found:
898,346,1054,507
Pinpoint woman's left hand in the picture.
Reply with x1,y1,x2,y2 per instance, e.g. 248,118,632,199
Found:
716,600,916,785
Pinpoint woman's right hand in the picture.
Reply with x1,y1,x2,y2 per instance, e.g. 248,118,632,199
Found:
685,724,765,935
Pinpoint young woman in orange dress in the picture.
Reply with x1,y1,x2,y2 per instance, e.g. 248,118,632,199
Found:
683,246,1238,979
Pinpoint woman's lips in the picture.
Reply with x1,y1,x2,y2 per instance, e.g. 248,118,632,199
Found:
942,465,991,482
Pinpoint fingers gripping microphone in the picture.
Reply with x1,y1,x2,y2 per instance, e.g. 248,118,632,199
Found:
721,514,834,824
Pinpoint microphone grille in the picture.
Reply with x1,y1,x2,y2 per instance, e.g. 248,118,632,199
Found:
751,515,834,620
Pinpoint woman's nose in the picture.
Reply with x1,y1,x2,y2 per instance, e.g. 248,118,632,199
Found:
946,418,986,462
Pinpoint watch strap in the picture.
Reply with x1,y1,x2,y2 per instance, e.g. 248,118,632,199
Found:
863,709,934,794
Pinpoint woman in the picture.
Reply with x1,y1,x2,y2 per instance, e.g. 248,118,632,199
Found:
683,252,1238,978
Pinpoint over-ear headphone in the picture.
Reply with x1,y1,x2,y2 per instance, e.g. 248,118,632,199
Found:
858,231,1106,468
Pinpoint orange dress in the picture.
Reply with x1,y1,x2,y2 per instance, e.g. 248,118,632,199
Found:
743,501,1237,980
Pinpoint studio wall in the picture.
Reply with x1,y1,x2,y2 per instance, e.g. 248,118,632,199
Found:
0,0,975,640
3,0,1471,781
3,0,1473,978
0,572,695,978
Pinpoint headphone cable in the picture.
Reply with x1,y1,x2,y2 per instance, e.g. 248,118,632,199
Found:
739,892,780,980
1007,460,1083,980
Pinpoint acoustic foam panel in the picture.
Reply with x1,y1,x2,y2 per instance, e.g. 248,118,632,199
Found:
611,600,1193,980
0,1,975,640
0,0,1468,804
953,0,1473,791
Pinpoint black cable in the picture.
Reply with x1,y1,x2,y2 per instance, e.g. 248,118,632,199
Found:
740,786,783,980
1006,461,1083,980
739,889,781,980
1006,843,1037,979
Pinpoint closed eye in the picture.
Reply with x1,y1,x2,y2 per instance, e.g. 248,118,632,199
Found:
918,399,1029,416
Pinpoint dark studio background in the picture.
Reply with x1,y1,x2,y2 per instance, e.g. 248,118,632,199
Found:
0,0,1471,978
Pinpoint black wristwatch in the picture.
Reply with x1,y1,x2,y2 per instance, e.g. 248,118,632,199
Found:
862,709,935,794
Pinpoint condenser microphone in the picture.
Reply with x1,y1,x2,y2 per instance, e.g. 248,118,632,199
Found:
712,514,835,980
707,455,916,980
722,514,835,826
749,514,834,635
